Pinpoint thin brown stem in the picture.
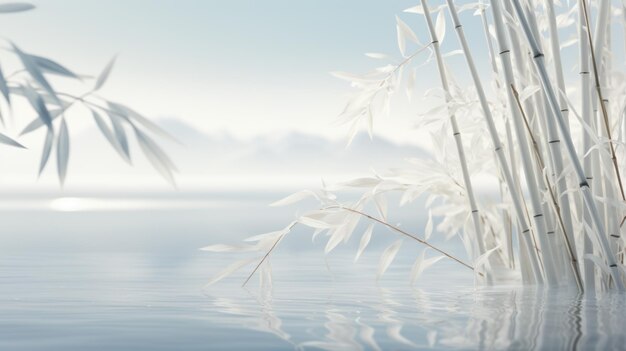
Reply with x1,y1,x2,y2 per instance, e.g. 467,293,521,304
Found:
242,234,286,288
242,203,484,287
327,206,480,274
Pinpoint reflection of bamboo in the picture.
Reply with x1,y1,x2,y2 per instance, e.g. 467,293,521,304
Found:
419,0,488,280
510,0,625,290
445,0,550,284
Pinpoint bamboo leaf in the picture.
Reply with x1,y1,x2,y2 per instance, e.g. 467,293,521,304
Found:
94,55,117,91
270,190,322,207
0,63,10,105
205,257,258,287
109,115,130,160
435,10,446,42
135,129,177,186
56,119,69,184
584,254,611,276
34,94,53,130
30,55,80,79
355,223,374,262
410,250,444,285
91,110,130,163
244,225,291,243
396,16,418,56
365,52,391,60
0,3,35,13
108,101,179,143
325,229,345,253
404,5,423,14
39,129,54,175
424,210,433,241
11,43,58,104
0,132,25,148
20,108,65,136
377,240,403,279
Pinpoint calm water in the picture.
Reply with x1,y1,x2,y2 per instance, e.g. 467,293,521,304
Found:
0,192,625,350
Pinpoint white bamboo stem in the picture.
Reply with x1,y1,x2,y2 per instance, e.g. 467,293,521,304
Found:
420,0,488,266
445,0,549,284
511,0,625,291
491,0,581,288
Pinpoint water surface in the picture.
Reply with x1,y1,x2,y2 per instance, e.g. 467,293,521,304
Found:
0,192,624,350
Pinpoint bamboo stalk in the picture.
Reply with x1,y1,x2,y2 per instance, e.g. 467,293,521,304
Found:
478,1,517,270
420,0,488,273
510,0,625,291
577,0,597,294
543,0,577,269
583,0,626,205
522,3,574,283
511,84,584,291
494,0,576,285
445,0,551,284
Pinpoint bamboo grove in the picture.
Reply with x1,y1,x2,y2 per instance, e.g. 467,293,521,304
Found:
206,0,626,294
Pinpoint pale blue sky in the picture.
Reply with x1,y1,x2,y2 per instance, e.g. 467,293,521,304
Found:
0,0,492,141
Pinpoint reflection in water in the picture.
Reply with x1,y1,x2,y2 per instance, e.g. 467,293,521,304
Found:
205,283,626,350
1,249,625,350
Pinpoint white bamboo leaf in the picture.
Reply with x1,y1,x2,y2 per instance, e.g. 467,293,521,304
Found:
404,5,423,14
424,210,433,241
95,55,117,91
244,225,292,242
355,223,374,262
377,240,403,279
0,133,25,148
270,190,320,207
406,67,416,102
474,245,501,271
298,216,337,229
373,192,388,221
109,115,130,160
0,3,35,13
56,119,69,184
108,101,179,144
560,36,577,50
135,129,177,186
435,10,446,42
365,52,391,60
584,254,611,276
205,257,258,287
396,16,418,56
325,229,345,253
518,85,541,102
442,49,464,58
38,129,53,175
410,249,445,285
339,177,381,188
